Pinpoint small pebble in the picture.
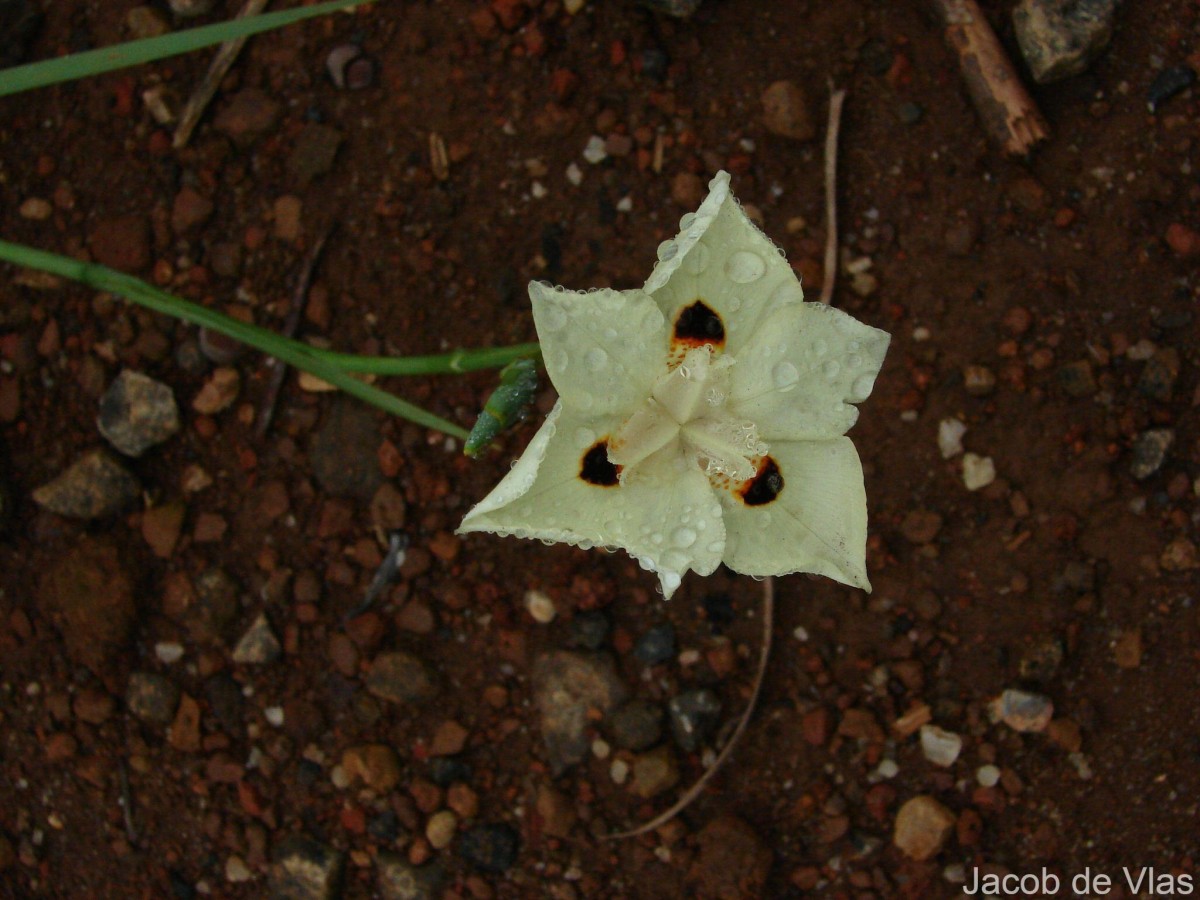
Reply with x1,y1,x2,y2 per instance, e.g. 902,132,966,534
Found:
425,810,458,850
938,418,966,458
524,589,556,623
667,689,721,752
633,623,676,665
892,795,955,861
962,364,996,396
32,450,140,519
1148,64,1197,113
919,725,962,767
961,453,996,491
761,80,815,141
1129,428,1173,480
225,855,252,883
569,610,610,649
990,688,1053,732
582,135,607,164
458,823,519,873
976,764,1001,787
154,642,185,664
231,614,281,665
192,366,240,414
97,370,180,457
609,700,663,751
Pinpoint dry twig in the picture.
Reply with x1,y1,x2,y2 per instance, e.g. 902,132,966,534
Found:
173,0,270,149
928,0,1049,156
117,758,138,845
819,83,847,307
605,576,774,840
255,226,332,438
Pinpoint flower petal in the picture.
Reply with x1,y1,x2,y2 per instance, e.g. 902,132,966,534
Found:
644,171,805,356
726,302,891,441
530,281,668,417
719,436,871,591
458,401,725,601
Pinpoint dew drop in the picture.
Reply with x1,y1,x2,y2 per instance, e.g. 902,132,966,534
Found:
541,304,568,332
811,338,828,357
728,296,743,312
848,353,863,369
549,348,569,373
679,212,696,231
672,526,697,548
850,373,876,401
772,361,799,391
574,426,596,448
822,359,842,380
683,242,711,275
657,240,678,262
642,306,665,332
769,280,804,304
650,532,664,545
724,250,766,284
585,347,609,371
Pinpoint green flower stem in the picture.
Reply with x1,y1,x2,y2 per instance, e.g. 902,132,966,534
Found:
313,343,542,375
0,239,539,439
0,0,377,98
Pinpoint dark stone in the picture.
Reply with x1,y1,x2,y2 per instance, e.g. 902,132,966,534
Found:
532,650,627,774
97,370,180,457
286,124,343,187
365,652,435,704
428,757,472,787
32,450,140,519
668,689,722,752
458,823,519,873
633,623,676,665
1148,65,1197,113
569,610,610,650
310,398,383,500
701,592,736,631
126,672,181,725
609,700,663,751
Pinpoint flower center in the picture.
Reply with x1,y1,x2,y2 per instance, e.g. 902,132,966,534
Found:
608,345,767,487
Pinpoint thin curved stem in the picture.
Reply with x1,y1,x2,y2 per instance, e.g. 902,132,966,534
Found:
606,576,775,840
312,343,542,375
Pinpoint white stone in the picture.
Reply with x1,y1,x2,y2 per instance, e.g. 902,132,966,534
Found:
976,764,1001,787
582,135,607,164
937,417,966,459
524,589,557,623
919,725,963,767
962,452,996,491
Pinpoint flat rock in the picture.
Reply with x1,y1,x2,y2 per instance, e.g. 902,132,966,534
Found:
310,398,384,500
919,724,963,767
269,834,344,900
1013,0,1117,83
214,88,281,144
171,186,214,235
893,795,955,861
287,124,343,187
687,815,772,899
366,651,435,704
761,80,815,141
97,370,180,456
990,688,1054,732
531,650,627,774
631,745,679,798
33,449,140,519
38,537,136,678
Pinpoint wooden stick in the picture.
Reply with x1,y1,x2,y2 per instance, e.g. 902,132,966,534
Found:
820,84,846,307
173,0,270,149
605,576,774,840
929,0,1049,156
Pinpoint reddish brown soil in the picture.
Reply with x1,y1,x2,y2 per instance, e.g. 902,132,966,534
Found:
1,1,1198,898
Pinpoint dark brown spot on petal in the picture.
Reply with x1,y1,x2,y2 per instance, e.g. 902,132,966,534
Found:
673,300,725,347
739,456,784,506
580,440,621,487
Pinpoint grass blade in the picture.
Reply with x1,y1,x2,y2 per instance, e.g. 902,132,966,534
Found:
0,0,376,98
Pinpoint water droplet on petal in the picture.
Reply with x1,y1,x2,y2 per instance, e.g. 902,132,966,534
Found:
725,250,766,284
769,280,804,305
574,426,596,448
672,526,697,548
549,349,569,373
650,532,664,545
822,359,842,380
811,338,828,357
848,353,863,369
728,296,743,312
679,212,696,231
585,347,609,371
772,361,799,391
657,240,678,262
683,242,711,275
850,373,876,401
541,304,568,332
